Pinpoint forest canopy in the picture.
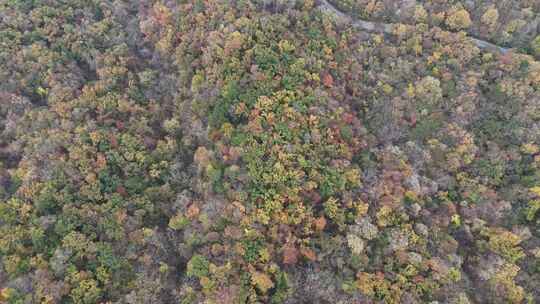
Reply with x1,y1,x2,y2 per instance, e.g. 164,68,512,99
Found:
0,0,539,303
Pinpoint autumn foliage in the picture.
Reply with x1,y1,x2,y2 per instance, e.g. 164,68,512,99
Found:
0,0,539,303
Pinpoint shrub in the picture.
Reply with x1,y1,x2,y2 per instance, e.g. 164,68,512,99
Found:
169,213,190,230
486,229,525,263
415,76,442,106
481,6,499,30
446,7,472,30
70,279,102,304
187,255,210,278
251,271,274,294
531,36,540,58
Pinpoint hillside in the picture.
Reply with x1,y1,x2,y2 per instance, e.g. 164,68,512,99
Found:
0,1,539,303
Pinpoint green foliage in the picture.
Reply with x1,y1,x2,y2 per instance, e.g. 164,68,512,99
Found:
411,118,443,142
531,36,540,58
485,229,525,263
525,200,540,222
271,271,290,303
186,255,210,278
0,287,25,304
70,279,102,304
242,239,264,263
169,213,190,230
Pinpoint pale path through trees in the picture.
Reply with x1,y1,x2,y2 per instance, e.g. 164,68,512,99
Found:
318,0,510,55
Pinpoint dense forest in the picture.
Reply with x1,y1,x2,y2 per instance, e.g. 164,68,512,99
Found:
0,0,539,303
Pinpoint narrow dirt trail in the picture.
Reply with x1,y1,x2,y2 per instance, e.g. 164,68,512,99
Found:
318,0,510,55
